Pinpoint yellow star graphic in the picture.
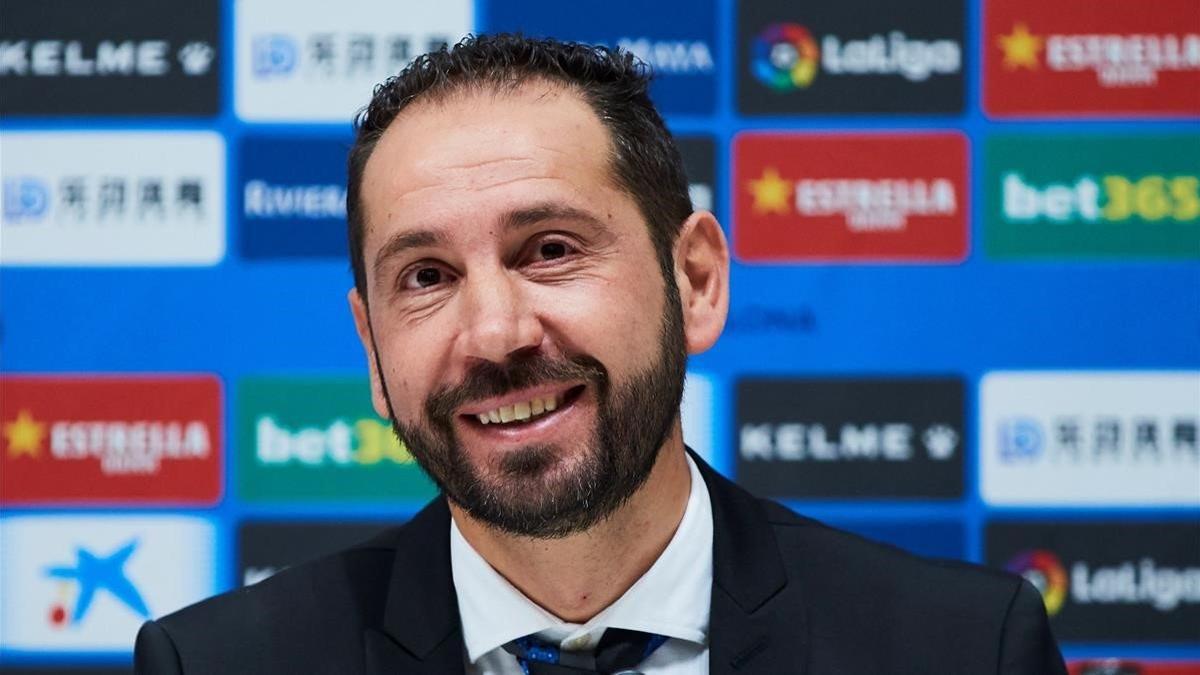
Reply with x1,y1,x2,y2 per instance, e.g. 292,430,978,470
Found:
4,408,46,458
749,168,792,215
998,23,1043,70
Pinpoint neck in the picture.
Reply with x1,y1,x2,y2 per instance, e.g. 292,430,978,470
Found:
450,423,692,623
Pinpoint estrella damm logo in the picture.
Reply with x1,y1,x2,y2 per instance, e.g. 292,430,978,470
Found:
986,135,1200,258
984,0,1200,117
237,377,437,501
1,375,223,505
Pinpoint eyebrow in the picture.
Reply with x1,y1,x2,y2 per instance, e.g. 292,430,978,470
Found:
371,202,610,278
498,203,610,235
372,229,446,278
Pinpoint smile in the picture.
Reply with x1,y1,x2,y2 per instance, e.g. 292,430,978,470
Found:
459,384,585,428
476,394,557,424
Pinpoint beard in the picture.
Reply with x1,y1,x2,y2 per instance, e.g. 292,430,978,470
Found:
375,284,687,539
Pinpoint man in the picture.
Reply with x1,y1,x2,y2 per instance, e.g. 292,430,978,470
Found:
135,35,1067,674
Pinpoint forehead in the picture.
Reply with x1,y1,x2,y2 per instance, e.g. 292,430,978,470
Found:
359,81,619,243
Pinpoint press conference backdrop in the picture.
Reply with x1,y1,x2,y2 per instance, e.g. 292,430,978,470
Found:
0,0,1197,671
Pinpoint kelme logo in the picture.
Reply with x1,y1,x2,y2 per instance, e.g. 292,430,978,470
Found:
986,135,1200,258
1006,550,1069,615
237,377,436,501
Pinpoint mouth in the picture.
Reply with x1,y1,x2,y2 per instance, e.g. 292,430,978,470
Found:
458,383,587,430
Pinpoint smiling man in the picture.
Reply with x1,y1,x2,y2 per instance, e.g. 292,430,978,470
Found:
134,35,1067,674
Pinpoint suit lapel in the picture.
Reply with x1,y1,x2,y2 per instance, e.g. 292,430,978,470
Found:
361,454,809,674
364,498,467,675
696,453,809,674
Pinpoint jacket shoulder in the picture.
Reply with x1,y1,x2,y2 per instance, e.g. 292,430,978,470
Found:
759,499,1064,673
141,528,402,674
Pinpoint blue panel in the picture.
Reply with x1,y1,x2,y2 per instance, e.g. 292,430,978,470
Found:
485,0,718,115
239,134,353,259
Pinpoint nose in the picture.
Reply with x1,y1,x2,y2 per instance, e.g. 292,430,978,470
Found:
458,267,545,364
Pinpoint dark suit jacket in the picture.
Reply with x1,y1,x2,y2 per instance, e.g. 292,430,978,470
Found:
135,456,1067,674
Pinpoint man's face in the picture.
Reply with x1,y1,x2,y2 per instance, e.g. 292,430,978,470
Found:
352,82,687,537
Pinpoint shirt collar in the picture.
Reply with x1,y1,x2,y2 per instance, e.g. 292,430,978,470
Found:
450,453,714,664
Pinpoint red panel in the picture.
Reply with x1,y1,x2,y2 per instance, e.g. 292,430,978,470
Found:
1,375,223,505
984,0,1200,117
733,132,969,262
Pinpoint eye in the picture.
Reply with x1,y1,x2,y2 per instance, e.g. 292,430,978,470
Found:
526,236,578,264
416,268,442,286
399,262,456,291
538,241,568,260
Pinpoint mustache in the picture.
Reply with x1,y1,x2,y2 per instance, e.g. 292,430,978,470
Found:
425,352,608,425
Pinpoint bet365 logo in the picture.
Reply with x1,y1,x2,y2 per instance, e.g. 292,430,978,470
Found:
986,135,1200,258
1003,172,1200,223
237,377,437,501
255,416,413,466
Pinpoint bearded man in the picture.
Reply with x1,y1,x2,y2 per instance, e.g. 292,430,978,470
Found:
135,34,1067,675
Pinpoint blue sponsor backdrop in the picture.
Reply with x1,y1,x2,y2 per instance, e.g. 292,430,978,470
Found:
488,0,718,115
1,0,1198,668
239,135,352,259
833,520,967,560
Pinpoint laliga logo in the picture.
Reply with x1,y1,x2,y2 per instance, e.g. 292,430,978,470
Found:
753,23,819,91
1006,550,1068,616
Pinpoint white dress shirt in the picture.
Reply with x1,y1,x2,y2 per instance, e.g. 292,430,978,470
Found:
451,453,714,674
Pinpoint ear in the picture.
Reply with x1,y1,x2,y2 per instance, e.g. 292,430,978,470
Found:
672,210,730,355
348,288,392,420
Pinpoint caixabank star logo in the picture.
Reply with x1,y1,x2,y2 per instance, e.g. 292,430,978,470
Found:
985,135,1200,259
734,133,968,262
984,0,1200,117
0,515,217,653
1,375,223,505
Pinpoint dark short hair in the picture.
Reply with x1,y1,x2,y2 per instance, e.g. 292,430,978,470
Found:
346,33,693,300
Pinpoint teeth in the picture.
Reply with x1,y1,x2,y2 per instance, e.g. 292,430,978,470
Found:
475,394,562,426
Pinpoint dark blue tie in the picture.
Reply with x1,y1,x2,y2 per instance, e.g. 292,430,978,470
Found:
502,628,669,675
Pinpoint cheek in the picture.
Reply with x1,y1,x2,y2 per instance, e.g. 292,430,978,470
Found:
535,261,667,363
372,320,445,417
